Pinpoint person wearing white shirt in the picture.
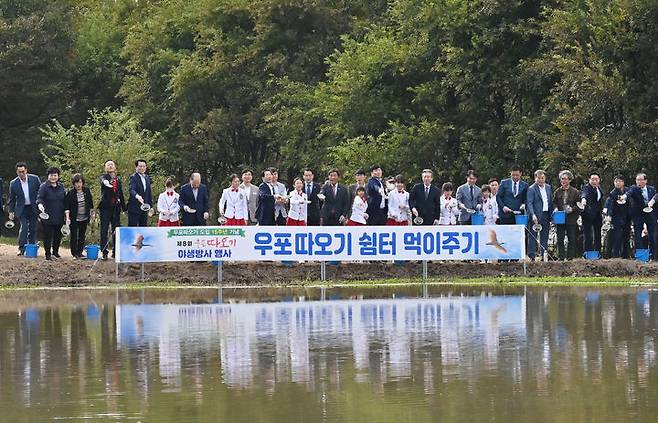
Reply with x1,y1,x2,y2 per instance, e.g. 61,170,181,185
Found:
438,183,460,225
219,174,249,226
286,178,308,226
157,178,180,227
348,187,369,225
480,185,499,225
387,175,410,226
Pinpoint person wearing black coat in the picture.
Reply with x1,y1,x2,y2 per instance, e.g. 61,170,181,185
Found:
256,169,276,226
302,168,322,226
179,172,210,226
579,173,605,253
320,169,350,226
36,167,66,260
98,160,126,260
65,174,95,259
409,169,441,225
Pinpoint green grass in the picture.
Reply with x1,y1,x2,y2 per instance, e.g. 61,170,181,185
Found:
1,276,657,291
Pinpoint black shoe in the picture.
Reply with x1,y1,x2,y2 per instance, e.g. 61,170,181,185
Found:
101,253,108,261
45,255,52,261
17,251,24,256
53,253,61,259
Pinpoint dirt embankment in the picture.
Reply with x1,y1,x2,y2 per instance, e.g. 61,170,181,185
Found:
2,243,658,287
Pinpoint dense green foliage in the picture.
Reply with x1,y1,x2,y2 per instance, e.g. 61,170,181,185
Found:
1,0,656,189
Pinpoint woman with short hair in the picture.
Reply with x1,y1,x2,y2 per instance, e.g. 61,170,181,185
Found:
65,173,94,259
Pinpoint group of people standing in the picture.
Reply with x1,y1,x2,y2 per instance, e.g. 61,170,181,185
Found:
2,161,657,262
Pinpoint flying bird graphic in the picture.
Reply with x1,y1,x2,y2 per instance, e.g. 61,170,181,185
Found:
486,229,507,253
131,233,152,251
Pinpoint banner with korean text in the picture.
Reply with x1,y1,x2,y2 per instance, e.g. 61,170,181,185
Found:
116,225,526,263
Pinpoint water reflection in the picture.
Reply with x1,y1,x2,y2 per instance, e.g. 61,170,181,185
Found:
1,287,658,422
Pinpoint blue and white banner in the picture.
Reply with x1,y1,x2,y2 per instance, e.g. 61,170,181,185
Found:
116,225,525,263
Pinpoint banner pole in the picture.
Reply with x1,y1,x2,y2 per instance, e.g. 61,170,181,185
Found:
141,264,145,282
115,262,119,282
422,260,428,280
217,261,223,284
321,261,326,281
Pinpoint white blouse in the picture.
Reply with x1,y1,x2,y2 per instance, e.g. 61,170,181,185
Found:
350,196,368,224
287,190,308,222
439,195,460,225
157,191,180,222
387,190,410,222
219,187,249,219
482,196,499,225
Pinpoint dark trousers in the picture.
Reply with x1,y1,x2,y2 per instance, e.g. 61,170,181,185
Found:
367,209,388,226
582,214,602,252
128,211,148,227
18,206,38,251
70,219,89,257
322,213,343,226
182,213,206,226
275,213,287,226
100,207,121,255
610,222,630,258
556,224,578,260
42,223,62,257
498,214,515,225
527,212,550,259
632,213,657,260
460,218,472,225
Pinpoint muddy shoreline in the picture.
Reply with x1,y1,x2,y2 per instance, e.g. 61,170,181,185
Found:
2,249,658,287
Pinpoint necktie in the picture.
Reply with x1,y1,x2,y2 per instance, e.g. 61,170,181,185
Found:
306,183,311,197
513,181,518,197
643,187,648,202
425,186,429,200
111,177,117,205
333,184,337,198
470,185,474,201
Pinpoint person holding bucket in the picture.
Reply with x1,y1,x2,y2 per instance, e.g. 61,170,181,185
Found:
579,172,605,256
552,170,581,260
626,173,657,260
456,170,482,225
526,170,553,261
7,162,41,256
497,165,528,225
64,174,95,259
603,175,631,258
36,167,66,260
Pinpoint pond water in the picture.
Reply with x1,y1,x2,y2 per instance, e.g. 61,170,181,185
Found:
1,285,657,422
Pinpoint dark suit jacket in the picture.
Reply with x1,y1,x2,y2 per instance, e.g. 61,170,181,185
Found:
179,183,209,225
604,188,630,224
320,183,349,224
580,183,605,218
366,177,387,218
409,183,441,224
627,185,657,218
303,181,322,225
497,178,528,219
526,183,553,220
8,174,41,218
127,172,153,214
256,182,276,225
65,187,94,221
98,174,126,211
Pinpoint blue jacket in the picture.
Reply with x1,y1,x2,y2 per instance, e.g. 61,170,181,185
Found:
8,174,41,218
580,184,605,218
127,172,153,214
526,183,553,220
604,187,630,224
179,183,209,224
37,182,66,225
256,182,276,225
366,177,388,217
497,178,528,217
626,185,656,218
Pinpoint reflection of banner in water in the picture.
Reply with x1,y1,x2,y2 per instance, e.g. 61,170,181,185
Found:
115,225,526,263
116,296,526,387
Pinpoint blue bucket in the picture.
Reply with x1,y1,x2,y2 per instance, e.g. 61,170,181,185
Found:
85,245,100,260
635,249,650,263
471,213,485,225
584,250,601,261
515,214,529,226
25,244,39,258
552,210,566,225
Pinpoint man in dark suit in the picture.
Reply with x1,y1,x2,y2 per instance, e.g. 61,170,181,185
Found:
497,165,529,224
98,160,126,260
604,175,631,258
456,169,482,224
526,170,553,261
8,162,41,255
179,172,209,226
626,173,657,260
320,169,350,226
579,172,605,253
409,169,441,225
302,168,322,226
347,169,367,219
256,169,276,226
127,159,153,227
366,165,388,225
